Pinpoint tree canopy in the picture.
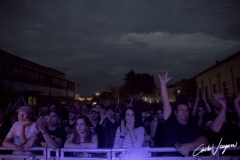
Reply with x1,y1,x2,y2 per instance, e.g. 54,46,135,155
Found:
123,70,157,95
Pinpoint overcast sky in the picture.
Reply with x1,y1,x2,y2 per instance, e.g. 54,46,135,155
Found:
1,0,240,96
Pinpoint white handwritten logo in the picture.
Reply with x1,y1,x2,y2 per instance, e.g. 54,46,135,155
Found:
193,138,238,156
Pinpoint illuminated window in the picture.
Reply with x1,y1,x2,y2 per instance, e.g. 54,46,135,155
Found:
28,96,37,105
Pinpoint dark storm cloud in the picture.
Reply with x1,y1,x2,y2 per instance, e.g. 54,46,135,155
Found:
0,0,240,95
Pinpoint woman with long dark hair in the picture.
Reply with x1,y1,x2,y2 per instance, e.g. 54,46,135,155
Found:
113,106,144,148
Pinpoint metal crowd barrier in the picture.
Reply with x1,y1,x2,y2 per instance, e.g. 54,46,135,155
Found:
47,148,60,160
112,147,240,160
0,146,46,160
0,146,240,160
59,148,111,160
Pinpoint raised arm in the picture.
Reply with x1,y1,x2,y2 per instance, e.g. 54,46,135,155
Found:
158,71,172,120
192,91,200,117
205,94,226,133
202,91,211,113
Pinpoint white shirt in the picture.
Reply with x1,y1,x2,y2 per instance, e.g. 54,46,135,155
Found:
6,121,36,145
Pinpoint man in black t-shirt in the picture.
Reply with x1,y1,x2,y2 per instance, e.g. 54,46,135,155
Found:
36,109,66,149
158,71,208,156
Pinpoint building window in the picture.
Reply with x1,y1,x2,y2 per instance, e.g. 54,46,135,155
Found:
30,71,35,76
223,81,229,96
25,69,29,75
12,66,18,72
28,96,37,106
35,72,39,78
18,68,23,73
213,84,217,93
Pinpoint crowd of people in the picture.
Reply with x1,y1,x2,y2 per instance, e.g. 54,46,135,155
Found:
0,71,240,158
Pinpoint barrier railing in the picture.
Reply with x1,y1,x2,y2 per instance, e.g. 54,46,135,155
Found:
0,146,46,160
0,146,239,160
59,148,111,160
112,147,240,160
47,148,60,160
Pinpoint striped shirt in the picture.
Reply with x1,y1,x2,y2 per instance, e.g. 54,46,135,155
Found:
113,126,144,148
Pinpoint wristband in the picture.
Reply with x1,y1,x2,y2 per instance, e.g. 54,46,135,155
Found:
120,135,125,139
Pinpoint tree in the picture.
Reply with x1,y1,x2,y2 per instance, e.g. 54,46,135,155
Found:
174,78,196,98
123,69,157,96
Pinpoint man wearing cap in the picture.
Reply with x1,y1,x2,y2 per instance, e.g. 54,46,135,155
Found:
36,109,66,150
88,107,104,148
3,106,37,151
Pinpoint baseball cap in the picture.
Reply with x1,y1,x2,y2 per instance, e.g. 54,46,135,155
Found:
91,107,100,113
17,106,32,114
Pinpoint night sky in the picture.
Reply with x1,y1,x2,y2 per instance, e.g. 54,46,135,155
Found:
1,1,240,96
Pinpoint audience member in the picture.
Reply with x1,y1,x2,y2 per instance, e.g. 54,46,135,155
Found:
61,108,78,138
158,71,208,156
113,107,144,148
99,106,119,148
64,116,98,157
203,92,240,145
36,109,66,150
3,106,36,151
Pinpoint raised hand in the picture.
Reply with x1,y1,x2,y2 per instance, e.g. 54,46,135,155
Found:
21,118,31,127
213,94,226,109
126,115,135,132
158,71,172,84
37,116,47,133
100,110,106,120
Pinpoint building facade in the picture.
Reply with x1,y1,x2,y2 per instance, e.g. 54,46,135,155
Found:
195,51,240,98
0,49,75,106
